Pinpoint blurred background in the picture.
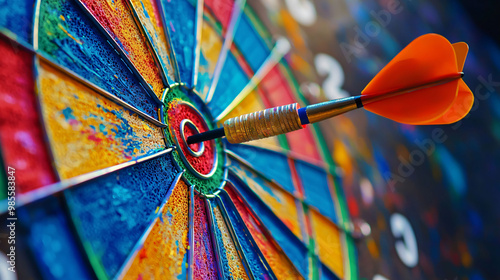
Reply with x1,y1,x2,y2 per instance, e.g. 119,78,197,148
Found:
249,0,500,279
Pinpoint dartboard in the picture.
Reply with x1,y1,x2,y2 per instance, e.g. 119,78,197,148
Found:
0,0,357,279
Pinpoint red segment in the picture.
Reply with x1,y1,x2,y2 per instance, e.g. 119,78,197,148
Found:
225,184,302,279
0,39,57,192
193,196,218,279
260,65,322,161
204,0,234,31
167,102,215,175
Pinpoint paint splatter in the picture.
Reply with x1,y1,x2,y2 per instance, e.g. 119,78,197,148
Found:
38,61,165,179
123,180,189,279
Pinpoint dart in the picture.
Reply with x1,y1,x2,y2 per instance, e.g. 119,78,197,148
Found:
187,33,474,145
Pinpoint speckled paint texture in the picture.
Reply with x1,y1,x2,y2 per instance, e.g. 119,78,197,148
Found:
229,174,310,277
0,39,56,193
123,180,189,279
163,86,225,194
38,61,165,179
130,0,177,83
193,196,218,279
227,157,303,241
39,0,160,118
160,0,195,84
225,185,303,280
78,0,165,99
167,101,215,175
219,190,274,279
64,154,177,278
211,201,249,280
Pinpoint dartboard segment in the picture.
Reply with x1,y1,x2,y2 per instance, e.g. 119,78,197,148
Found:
226,144,352,279
224,185,304,279
226,155,305,240
217,190,276,279
0,0,34,42
207,198,250,279
64,155,179,278
0,197,93,279
195,10,224,98
193,194,219,279
118,177,190,279
0,37,57,193
76,0,166,99
127,0,178,85
228,175,311,278
37,60,166,180
159,0,196,85
38,0,160,119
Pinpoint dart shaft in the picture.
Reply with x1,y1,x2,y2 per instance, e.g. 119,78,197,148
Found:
187,97,363,144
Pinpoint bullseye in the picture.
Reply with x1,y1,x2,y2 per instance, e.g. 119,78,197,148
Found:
167,100,218,179
180,119,205,157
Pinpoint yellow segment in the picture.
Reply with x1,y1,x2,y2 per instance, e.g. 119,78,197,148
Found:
38,61,165,179
197,22,223,98
130,0,177,82
227,157,303,240
213,204,249,280
81,0,165,98
123,180,190,279
310,209,344,278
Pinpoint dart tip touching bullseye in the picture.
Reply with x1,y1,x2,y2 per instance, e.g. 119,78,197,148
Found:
187,33,474,145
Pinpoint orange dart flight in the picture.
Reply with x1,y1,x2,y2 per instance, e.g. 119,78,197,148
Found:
361,33,473,125
188,33,474,145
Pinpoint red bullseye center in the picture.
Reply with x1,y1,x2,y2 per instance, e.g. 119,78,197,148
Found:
168,102,216,176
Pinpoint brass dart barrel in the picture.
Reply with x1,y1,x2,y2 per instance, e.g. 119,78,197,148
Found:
187,96,363,145
223,103,302,144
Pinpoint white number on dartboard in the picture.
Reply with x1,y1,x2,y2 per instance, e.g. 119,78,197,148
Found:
314,53,349,100
390,213,419,268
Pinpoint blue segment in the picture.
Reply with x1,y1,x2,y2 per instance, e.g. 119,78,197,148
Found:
0,0,34,41
229,175,309,278
64,154,177,278
209,201,232,278
195,47,213,97
321,263,340,280
233,14,270,71
218,191,273,279
38,0,159,118
161,0,195,85
209,54,249,118
294,160,338,224
17,197,92,279
226,144,296,194
298,107,309,124
228,158,290,205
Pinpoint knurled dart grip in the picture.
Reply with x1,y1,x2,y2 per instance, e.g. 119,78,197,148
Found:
223,103,303,144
